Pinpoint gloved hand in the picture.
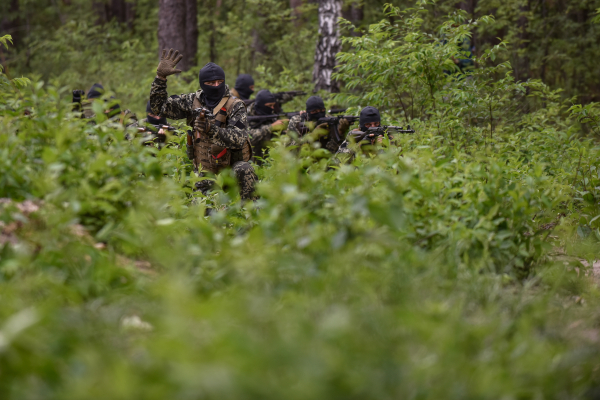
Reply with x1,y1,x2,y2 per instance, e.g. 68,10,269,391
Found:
156,48,184,79
194,113,212,135
72,89,85,103
338,118,350,136
312,123,330,140
186,144,195,160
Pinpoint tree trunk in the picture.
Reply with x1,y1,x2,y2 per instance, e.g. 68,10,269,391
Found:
0,0,21,47
313,0,341,93
158,0,190,71
341,1,363,36
290,0,303,26
185,0,198,67
250,29,267,69
92,1,108,24
514,1,530,82
342,1,363,25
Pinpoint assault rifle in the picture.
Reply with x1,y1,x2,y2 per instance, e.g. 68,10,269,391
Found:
247,111,301,124
328,108,348,115
137,124,177,144
137,124,177,134
243,90,307,107
348,125,415,143
188,107,216,146
306,115,360,143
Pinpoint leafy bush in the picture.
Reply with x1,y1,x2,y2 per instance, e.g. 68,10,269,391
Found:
1,6,600,400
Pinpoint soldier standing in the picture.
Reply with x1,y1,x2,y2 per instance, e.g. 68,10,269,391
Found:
149,49,258,201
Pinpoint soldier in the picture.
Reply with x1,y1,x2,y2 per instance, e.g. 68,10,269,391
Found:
72,83,103,119
127,101,170,143
247,89,287,163
287,96,350,154
149,49,258,201
230,74,255,101
337,106,406,160
143,100,168,126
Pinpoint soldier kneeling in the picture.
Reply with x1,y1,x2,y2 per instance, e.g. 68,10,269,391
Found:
148,49,258,201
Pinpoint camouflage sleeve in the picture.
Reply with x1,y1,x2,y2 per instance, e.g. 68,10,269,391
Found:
278,93,294,105
325,137,342,153
209,100,248,150
149,77,195,120
287,114,303,138
249,124,272,146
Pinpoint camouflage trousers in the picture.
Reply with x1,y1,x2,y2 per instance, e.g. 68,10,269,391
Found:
195,161,258,201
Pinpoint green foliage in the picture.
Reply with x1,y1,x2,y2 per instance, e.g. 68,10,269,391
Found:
1,4,600,399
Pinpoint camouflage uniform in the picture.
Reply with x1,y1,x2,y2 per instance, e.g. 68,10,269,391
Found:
287,113,342,154
149,78,258,200
336,128,396,161
246,103,276,162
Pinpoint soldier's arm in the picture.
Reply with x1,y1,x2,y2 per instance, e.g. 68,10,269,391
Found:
325,137,341,153
209,100,248,150
149,77,195,120
277,92,295,106
286,114,303,138
249,124,272,146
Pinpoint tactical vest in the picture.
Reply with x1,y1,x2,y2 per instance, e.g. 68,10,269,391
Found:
192,95,252,174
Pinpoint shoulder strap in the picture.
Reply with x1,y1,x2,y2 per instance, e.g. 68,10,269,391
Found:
193,95,201,109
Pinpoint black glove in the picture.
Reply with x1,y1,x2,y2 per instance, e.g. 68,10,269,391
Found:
186,144,195,160
72,89,85,104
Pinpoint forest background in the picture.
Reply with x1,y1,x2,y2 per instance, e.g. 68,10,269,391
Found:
3,0,600,399
4,0,600,111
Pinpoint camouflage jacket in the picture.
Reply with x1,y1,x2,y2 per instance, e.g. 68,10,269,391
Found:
149,78,248,150
287,113,341,153
247,105,274,149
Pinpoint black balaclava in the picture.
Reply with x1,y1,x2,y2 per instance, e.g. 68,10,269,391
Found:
359,106,381,132
306,96,326,121
146,101,167,125
199,62,226,109
87,83,104,100
255,90,276,116
234,74,254,100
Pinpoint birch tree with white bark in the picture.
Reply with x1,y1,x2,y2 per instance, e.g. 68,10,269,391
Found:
313,0,341,92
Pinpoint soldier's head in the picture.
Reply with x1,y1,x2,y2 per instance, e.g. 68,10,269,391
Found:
306,96,326,121
87,83,104,101
235,74,255,100
199,62,226,106
255,90,276,116
146,101,167,126
359,106,380,132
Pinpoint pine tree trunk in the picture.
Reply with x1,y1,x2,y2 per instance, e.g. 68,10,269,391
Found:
313,0,341,92
158,0,190,71
185,0,198,67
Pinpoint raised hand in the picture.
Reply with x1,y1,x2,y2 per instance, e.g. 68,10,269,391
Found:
156,48,184,79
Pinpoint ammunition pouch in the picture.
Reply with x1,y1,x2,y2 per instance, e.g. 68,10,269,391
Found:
192,95,249,174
